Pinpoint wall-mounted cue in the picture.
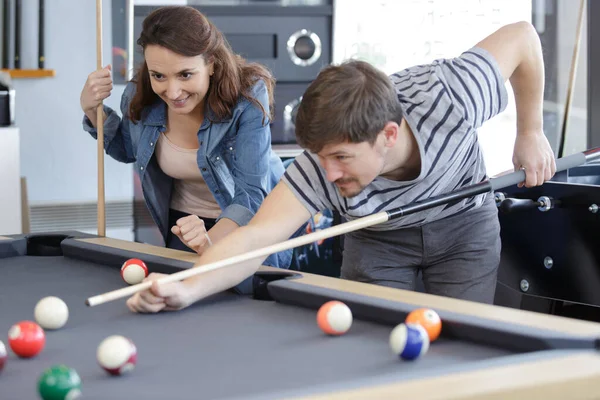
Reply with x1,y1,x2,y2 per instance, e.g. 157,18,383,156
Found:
14,0,20,69
557,0,585,158
2,0,9,69
38,0,44,69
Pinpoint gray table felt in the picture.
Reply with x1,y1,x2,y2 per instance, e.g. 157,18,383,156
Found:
0,254,524,400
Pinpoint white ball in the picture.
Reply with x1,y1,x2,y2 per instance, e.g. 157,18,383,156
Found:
97,335,137,375
34,296,69,330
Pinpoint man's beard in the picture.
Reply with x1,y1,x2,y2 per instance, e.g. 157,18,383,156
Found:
335,178,365,198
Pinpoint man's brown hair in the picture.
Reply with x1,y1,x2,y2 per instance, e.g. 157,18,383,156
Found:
129,6,274,124
295,60,403,153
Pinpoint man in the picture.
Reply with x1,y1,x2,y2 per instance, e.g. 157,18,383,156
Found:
126,21,555,313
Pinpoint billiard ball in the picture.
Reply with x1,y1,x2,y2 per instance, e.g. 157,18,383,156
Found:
121,258,148,285
389,323,430,361
405,308,442,342
8,321,45,358
34,296,69,330
97,335,137,376
38,364,82,400
317,300,353,335
0,340,6,372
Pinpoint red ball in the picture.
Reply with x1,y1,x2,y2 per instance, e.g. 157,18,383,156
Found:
0,340,7,371
8,321,45,358
120,258,148,285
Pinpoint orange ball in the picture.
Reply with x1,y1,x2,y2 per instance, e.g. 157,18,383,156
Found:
317,301,353,335
405,308,441,342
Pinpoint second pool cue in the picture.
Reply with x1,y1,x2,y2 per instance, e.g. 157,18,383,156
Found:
96,0,105,237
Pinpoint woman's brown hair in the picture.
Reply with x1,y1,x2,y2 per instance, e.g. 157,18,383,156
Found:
128,6,275,124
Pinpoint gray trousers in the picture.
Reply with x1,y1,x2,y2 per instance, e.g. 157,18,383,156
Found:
341,195,501,304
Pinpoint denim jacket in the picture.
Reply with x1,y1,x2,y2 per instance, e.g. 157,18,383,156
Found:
82,79,292,271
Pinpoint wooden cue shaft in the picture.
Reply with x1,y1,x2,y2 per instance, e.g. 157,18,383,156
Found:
96,0,105,237
85,213,390,306
558,0,585,158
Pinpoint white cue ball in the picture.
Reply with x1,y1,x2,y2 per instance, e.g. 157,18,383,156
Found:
97,335,138,376
34,296,69,330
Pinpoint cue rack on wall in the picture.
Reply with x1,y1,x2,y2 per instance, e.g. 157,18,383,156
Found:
0,0,54,78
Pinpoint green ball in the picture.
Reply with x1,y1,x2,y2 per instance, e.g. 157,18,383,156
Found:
37,365,82,400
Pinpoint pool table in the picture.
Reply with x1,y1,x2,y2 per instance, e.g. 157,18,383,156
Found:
2,231,600,399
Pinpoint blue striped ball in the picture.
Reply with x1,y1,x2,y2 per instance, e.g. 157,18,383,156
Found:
389,323,430,360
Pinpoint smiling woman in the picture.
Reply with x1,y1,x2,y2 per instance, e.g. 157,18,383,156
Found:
145,47,213,114
79,6,293,295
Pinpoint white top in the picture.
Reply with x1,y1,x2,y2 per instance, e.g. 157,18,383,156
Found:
155,133,221,219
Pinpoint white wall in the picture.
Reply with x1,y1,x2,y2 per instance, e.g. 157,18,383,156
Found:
11,0,130,207
333,0,532,176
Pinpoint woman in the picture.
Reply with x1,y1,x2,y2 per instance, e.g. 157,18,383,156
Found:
80,6,291,291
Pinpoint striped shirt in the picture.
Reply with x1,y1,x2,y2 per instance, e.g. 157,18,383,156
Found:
283,47,508,231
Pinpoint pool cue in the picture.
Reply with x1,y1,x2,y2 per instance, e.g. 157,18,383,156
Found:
85,147,600,307
2,0,9,68
14,0,20,69
557,0,585,158
96,0,105,237
38,0,44,69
